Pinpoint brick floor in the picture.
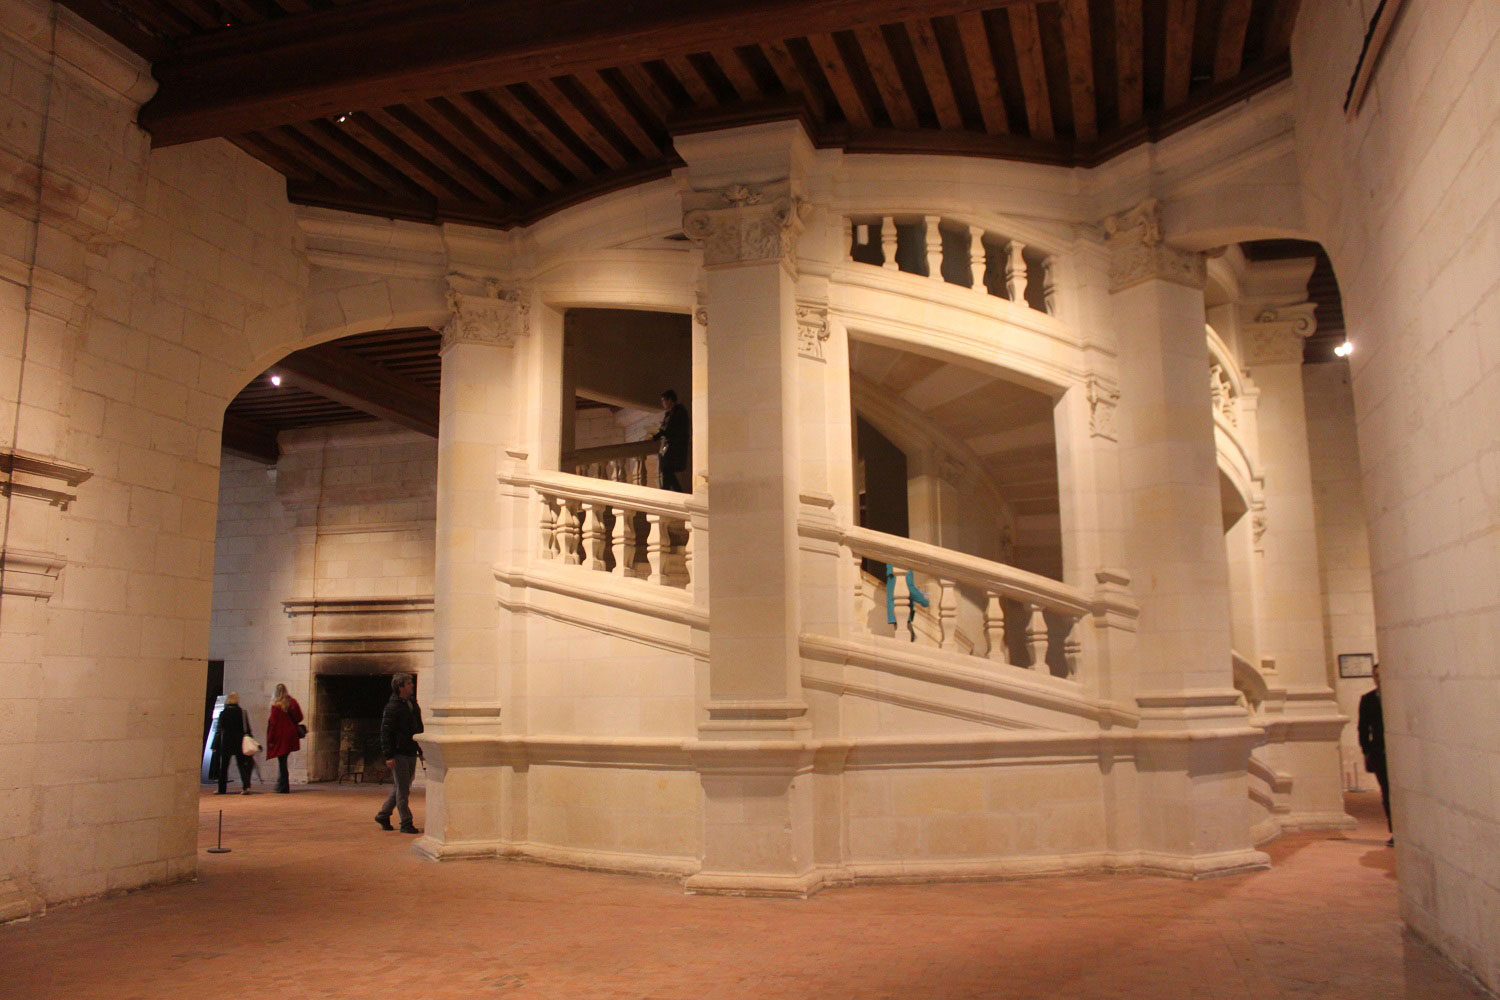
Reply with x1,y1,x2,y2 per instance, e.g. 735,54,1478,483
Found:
2,787,1488,999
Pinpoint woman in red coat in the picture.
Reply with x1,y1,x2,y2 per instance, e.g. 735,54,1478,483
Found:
266,683,304,794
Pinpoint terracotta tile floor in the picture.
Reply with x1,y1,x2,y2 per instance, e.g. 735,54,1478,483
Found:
3,787,1488,999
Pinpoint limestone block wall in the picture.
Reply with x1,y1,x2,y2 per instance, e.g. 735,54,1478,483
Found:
1302,361,1379,790
1293,1,1500,989
210,424,437,783
0,0,308,913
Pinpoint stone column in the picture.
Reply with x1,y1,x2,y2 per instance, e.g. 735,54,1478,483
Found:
1103,199,1266,874
416,276,527,859
676,121,821,895
1241,303,1350,830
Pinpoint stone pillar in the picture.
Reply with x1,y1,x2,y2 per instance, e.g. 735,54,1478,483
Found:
1103,199,1266,874
416,276,527,859
1241,303,1351,830
676,121,820,895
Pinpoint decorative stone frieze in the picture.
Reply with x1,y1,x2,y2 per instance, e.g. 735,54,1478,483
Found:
0,449,91,601
795,303,829,360
1243,302,1317,365
442,274,528,351
682,181,808,273
1086,376,1121,440
1102,198,1206,292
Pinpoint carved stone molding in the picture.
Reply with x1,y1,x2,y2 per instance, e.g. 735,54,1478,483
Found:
0,547,68,599
682,182,808,273
0,449,92,510
1243,303,1318,366
442,274,528,351
795,303,830,361
1251,497,1269,552
1102,198,1205,292
1086,376,1121,441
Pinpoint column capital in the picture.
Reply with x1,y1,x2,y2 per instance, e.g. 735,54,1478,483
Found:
682,181,809,272
795,301,829,361
442,273,528,352
1242,302,1317,366
1102,198,1205,292
1085,375,1122,440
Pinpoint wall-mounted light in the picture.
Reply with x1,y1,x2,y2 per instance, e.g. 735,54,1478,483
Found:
270,374,282,386
1334,341,1353,358
334,113,351,124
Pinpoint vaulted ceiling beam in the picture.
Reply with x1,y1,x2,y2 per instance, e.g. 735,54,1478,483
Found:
270,343,440,437
221,413,281,464
139,0,1029,146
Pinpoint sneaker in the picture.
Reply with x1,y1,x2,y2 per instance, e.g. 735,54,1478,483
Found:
398,826,421,835
242,789,255,795
375,816,393,831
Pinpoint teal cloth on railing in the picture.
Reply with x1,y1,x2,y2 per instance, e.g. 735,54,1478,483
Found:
885,564,929,626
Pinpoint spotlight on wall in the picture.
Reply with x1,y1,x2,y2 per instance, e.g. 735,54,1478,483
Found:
270,374,282,386
334,113,351,124
1334,341,1353,358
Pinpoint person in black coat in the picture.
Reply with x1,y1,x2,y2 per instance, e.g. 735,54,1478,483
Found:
214,692,256,795
651,389,690,493
374,673,424,834
1357,662,1392,845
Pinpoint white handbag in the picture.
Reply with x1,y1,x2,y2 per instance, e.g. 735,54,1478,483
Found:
238,708,260,755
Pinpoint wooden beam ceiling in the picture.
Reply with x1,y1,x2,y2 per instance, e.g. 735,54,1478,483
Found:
62,0,1300,232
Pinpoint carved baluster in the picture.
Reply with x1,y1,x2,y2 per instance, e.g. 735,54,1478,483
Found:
645,513,665,585
682,519,694,585
843,216,855,261
558,500,582,565
581,503,607,570
611,505,635,578
1041,257,1058,316
881,216,899,270
984,594,1010,664
539,494,557,559
1025,603,1048,669
892,568,913,641
851,551,871,628
969,225,987,291
1062,620,1082,678
937,578,959,651
925,215,943,280
1004,240,1027,303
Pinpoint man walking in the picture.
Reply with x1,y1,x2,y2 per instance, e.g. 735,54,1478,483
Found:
375,673,424,834
1357,662,1393,846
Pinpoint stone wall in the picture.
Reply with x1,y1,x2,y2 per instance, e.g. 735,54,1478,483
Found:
0,0,307,914
210,424,437,784
1303,361,1379,790
1293,1,1500,990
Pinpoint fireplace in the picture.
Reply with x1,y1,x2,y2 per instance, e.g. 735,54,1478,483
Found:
283,595,433,784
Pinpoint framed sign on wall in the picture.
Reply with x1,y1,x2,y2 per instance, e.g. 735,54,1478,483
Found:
1338,653,1376,679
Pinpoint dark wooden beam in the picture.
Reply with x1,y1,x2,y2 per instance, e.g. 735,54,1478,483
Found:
1162,0,1197,108
139,0,1033,146
270,343,440,437
1213,0,1253,82
956,10,1008,134
1115,0,1144,126
56,0,171,61
1007,3,1054,140
221,413,280,464
1058,0,1097,141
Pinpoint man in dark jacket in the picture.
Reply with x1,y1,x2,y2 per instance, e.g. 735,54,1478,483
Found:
1357,662,1392,846
375,673,424,834
651,389,690,493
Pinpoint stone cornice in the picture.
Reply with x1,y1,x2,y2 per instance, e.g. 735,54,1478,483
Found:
1242,302,1317,366
0,448,93,509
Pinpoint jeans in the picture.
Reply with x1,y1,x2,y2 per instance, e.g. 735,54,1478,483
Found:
276,755,290,793
217,753,252,792
376,754,417,828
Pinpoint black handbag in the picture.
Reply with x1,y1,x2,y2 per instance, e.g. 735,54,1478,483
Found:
296,723,308,738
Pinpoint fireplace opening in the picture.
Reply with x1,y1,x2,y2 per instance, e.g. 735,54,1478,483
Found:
311,673,408,783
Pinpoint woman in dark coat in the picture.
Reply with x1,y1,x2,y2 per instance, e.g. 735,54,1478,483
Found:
266,683,304,794
215,692,255,795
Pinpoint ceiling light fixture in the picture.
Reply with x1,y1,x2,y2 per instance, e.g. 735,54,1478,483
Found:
270,374,282,386
1334,341,1353,358
334,113,351,124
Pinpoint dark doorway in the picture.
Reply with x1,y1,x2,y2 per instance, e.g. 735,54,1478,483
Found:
856,416,909,538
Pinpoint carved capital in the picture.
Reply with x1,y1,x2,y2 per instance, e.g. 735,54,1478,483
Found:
795,303,830,361
1243,303,1317,366
1102,198,1205,292
442,274,528,351
682,182,808,272
1086,376,1121,441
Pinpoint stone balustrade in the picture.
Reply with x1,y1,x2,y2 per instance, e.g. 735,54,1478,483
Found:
843,524,1089,678
561,440,659,486
531,471,692,588
842,214,1058,316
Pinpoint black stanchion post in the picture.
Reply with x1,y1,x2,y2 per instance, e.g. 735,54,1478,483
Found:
207,809,231,854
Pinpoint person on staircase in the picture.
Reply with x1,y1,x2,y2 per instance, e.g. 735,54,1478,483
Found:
651,389,691,493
